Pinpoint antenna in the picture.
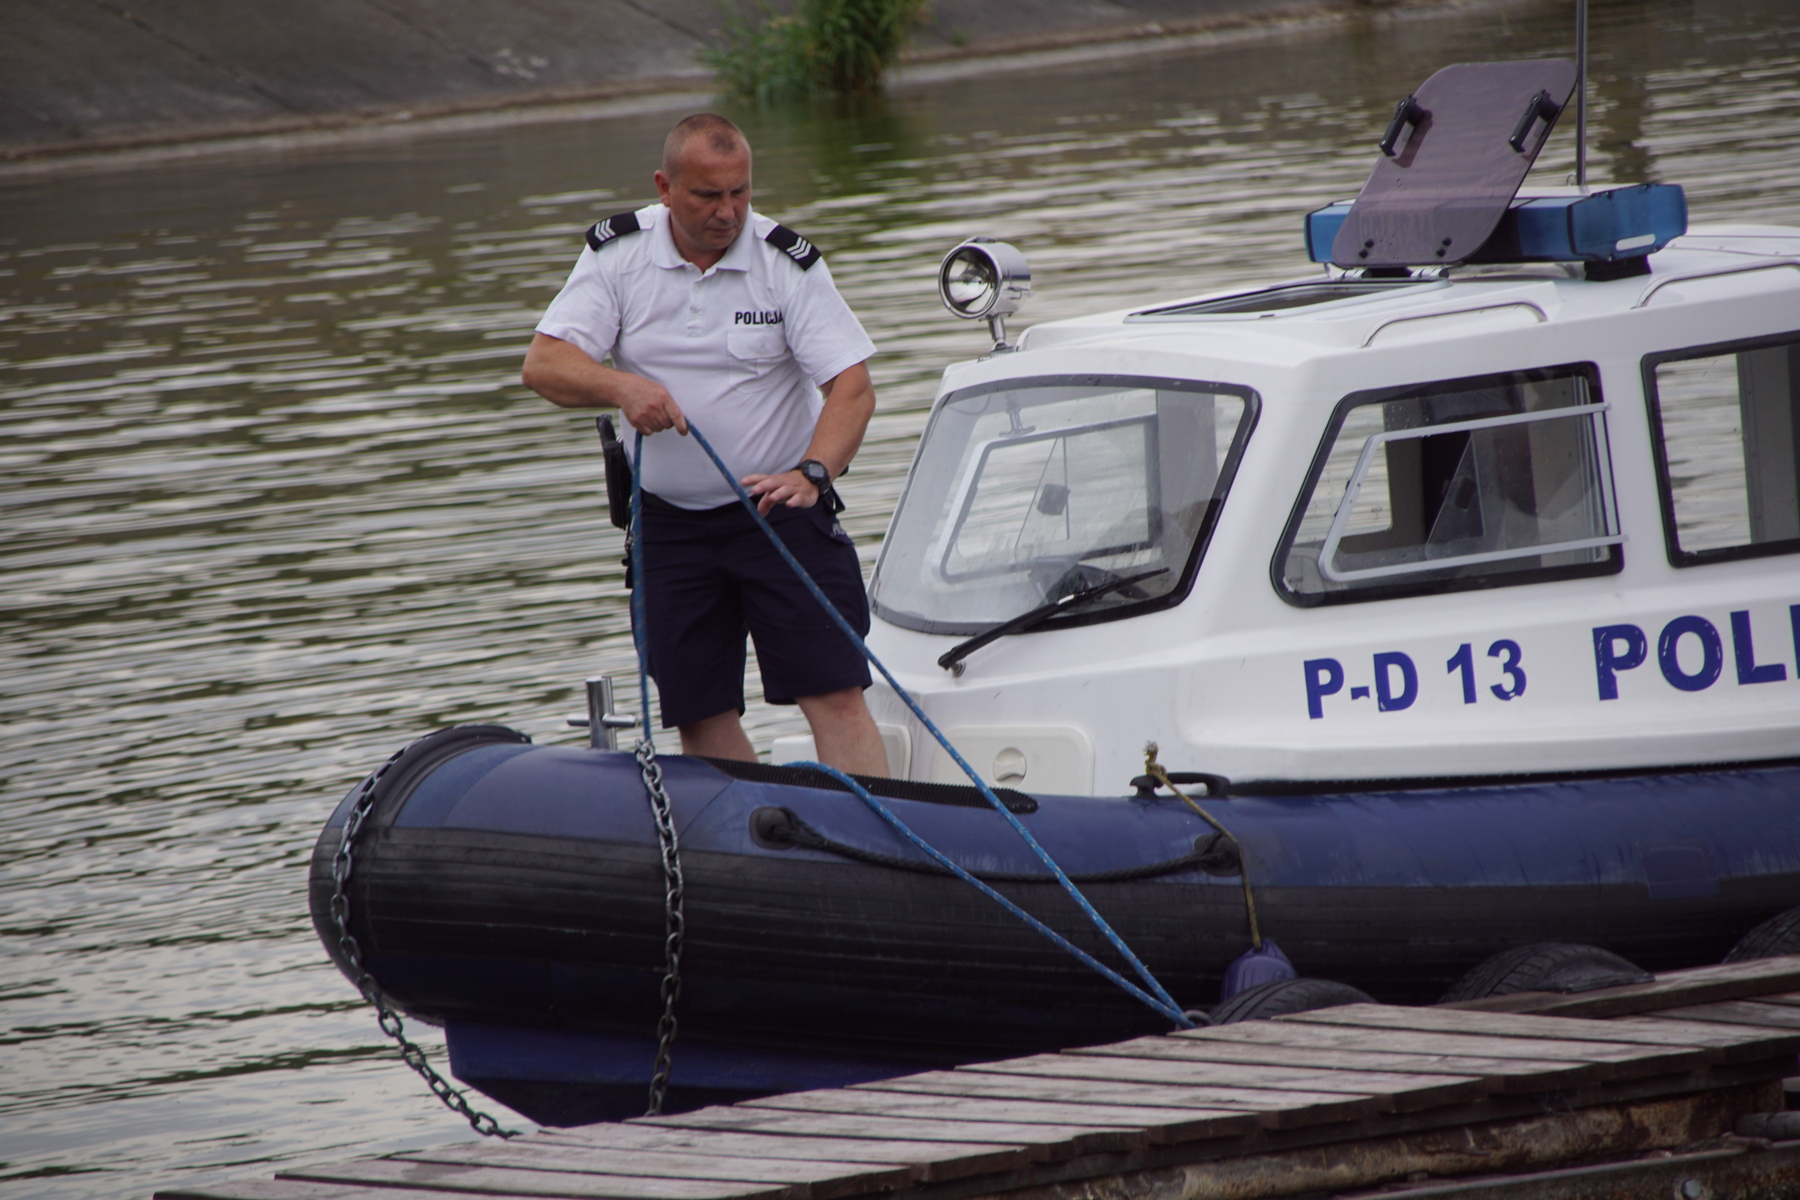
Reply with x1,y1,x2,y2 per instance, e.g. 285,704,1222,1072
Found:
1575,0,1588,188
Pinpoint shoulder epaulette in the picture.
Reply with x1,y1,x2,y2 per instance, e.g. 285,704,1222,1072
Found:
763,223,822,271
585,211,643,251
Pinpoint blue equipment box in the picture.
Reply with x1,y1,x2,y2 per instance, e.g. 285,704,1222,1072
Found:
1306,183,1688,266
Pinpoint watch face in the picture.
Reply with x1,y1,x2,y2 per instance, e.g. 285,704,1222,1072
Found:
801,461,829,486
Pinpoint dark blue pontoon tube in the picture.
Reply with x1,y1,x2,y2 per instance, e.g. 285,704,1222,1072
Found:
634,421,1194,1028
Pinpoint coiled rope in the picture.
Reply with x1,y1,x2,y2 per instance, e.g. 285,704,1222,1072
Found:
626,421,1192,1030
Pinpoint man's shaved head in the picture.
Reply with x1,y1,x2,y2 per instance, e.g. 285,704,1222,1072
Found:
662,114,750,180
655,113,753,268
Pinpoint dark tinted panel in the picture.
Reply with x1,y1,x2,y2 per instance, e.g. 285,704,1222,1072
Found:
1644,333,1800,565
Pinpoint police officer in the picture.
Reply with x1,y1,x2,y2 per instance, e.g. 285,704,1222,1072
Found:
522,113,888,777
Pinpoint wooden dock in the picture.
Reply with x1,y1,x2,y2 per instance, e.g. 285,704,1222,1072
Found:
159,956,1800,1200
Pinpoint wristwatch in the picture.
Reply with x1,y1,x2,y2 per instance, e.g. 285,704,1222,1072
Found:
796,458,845,514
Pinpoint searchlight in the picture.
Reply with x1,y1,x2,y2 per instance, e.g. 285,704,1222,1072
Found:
937,238,1031,352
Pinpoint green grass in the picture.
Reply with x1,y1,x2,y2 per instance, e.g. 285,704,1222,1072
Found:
702,0,930,104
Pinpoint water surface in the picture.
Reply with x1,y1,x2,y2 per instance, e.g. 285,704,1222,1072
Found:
3,1,1797,1194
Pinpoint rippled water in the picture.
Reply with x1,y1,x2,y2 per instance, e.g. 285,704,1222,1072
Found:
3,1,1797,1194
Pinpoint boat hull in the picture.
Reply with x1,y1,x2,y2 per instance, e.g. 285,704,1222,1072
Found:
308,725,1800,1125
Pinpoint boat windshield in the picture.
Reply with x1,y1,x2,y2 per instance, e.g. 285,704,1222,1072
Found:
871,376,1257,635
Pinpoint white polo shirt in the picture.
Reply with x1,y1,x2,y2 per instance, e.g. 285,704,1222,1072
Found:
536,204,876,510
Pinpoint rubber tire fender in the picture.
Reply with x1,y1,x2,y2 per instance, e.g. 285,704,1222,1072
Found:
1723,905,1800,963
1438,942,1651,1004
1209,977,1374,1024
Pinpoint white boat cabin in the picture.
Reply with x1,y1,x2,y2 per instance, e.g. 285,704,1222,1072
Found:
777,62,1800,796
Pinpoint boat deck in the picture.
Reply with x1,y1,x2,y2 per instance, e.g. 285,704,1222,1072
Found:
158,956,1800,1200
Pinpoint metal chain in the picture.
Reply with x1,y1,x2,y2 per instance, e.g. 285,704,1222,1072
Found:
624,429,687,1116
635,736,685,1116
328,746,520,1139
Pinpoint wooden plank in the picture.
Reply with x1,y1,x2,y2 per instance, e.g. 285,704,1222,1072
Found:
1659,1000,1800,1030
956,1054,1463,1126
539,1127,1029,1183
1444,954,1800,1017
860,1069,1305,1126
740,1087,1250,1147
391,1141,915,1200
1281,1000,1800,1057
1114,1027,1604,1091
639,1106,1106,1159
781,1086,1260,1151
1751,990,1800,1010
943,1057,1490,1122
951,1068,1395,1127
280,1158,791,1200
1286,1002,1800,1061
156,1183,412,1200
1017,1047,1486,1109
1137,1021,1700,1080
972,1049,1398,1097
1288,1007,1800,1072
1611,1014,1800,1054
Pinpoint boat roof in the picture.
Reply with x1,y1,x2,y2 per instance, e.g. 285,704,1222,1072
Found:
1008,224,1800,374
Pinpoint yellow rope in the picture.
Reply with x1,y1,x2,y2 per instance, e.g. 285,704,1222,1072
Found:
1144,741,1263,950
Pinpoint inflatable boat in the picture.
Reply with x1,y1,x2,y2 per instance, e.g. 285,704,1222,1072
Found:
310,58,1800,1126
310,724,1800,1125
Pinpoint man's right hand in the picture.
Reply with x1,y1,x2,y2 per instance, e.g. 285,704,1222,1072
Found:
521,333,688,436
611,373,689,437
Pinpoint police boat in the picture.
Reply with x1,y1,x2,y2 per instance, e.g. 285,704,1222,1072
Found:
310,59,1800,1127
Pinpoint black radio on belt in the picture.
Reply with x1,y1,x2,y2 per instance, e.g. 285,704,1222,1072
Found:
596,415,633,531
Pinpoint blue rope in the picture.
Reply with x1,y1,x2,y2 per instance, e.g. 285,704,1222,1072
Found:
788,761,1188,1021
627,435,654,746
626,423,1190,1028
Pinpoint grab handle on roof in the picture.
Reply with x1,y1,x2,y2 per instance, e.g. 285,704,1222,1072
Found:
1379,94,1425,158
1632,259,1800,309
1508,90,1561,154
1359,299,1548,348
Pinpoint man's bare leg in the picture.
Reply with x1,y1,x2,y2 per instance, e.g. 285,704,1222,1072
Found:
678,709,756,761
797,687,888,776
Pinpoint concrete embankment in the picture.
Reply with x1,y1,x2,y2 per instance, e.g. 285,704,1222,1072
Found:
1,0,1457,161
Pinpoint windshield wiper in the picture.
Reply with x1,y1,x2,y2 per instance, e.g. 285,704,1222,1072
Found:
937,567,1169,676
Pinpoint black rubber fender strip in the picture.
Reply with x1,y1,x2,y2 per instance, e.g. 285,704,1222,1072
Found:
751,806,1236,882
703,755,1037,813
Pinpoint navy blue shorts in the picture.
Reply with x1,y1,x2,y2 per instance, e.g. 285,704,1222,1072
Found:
638,492,872,729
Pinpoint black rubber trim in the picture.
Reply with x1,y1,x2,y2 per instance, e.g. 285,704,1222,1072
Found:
1224,753,1800,797
754,806,1220,882
701,756,1037,813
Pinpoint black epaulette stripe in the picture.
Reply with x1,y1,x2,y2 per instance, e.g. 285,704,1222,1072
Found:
585,210,643,251
763,223,822,270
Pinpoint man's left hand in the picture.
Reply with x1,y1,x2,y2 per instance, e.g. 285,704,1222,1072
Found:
741,469,817,515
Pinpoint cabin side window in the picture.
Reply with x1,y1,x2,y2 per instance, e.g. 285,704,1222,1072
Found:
1274,365,1622,606
1643,333,1800,565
